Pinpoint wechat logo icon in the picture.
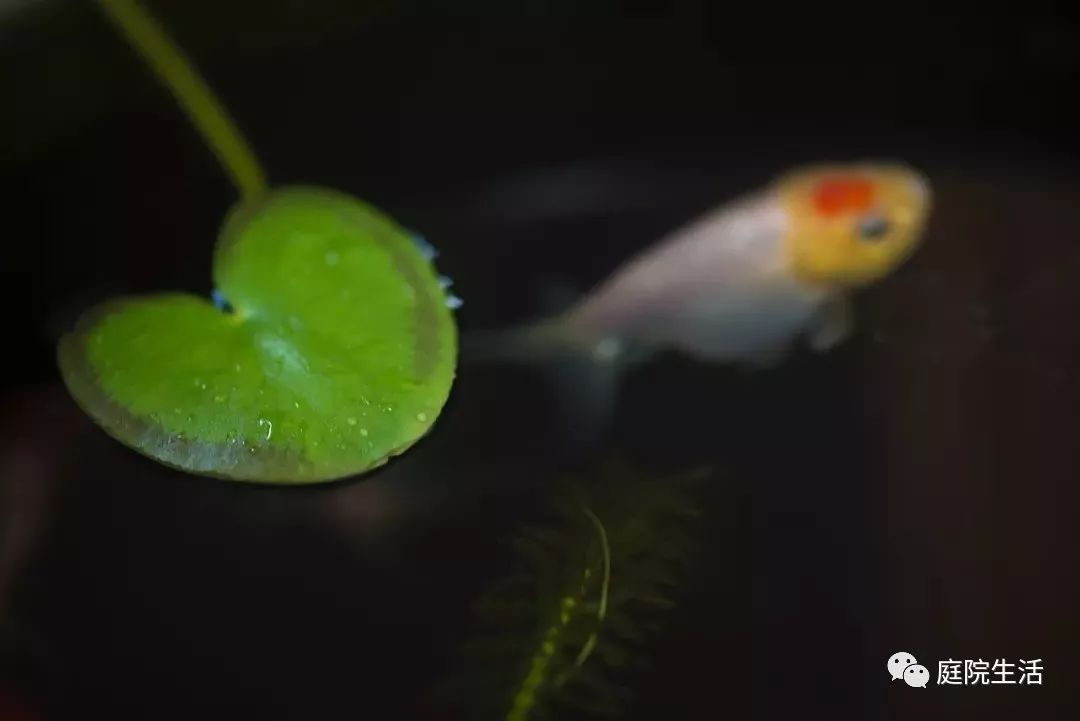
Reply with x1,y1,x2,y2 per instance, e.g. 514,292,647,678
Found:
888,651,928,688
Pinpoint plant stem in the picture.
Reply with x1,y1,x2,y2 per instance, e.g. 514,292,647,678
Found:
96,0,268,200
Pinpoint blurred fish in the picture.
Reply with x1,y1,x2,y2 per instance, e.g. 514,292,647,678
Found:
463,162,932,443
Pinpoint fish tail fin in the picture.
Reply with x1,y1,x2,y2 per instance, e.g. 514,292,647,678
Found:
458,321,555,365
461,320,622,451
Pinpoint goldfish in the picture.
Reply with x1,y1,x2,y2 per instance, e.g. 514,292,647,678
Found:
464,162,932,442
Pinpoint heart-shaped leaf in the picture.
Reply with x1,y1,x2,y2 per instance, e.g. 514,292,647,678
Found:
59,187,458,483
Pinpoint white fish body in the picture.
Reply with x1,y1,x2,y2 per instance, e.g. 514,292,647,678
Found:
466,162,931,444
555,192,835,364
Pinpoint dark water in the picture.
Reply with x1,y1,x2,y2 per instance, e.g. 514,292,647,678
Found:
2,2,1079,720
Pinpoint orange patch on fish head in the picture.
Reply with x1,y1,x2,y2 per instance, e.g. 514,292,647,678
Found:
812,177,875,216
776,163,932,288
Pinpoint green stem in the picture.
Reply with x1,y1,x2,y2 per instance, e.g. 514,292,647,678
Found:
96,0,268,200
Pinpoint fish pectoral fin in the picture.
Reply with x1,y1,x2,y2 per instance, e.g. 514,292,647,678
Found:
809,295,853,352
540,336,629,452
551,355,619,450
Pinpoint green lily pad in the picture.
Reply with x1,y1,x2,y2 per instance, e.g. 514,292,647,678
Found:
58,187,458,483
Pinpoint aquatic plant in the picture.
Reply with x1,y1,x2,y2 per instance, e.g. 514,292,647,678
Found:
58,0,458,483
435,457,707,720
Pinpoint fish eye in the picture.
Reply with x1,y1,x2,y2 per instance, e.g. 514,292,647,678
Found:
856,213,890,241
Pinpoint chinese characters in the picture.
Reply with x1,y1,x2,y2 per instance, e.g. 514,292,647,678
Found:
937,658,1043,686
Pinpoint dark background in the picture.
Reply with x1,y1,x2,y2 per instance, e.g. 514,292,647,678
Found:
2,1,1079,720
